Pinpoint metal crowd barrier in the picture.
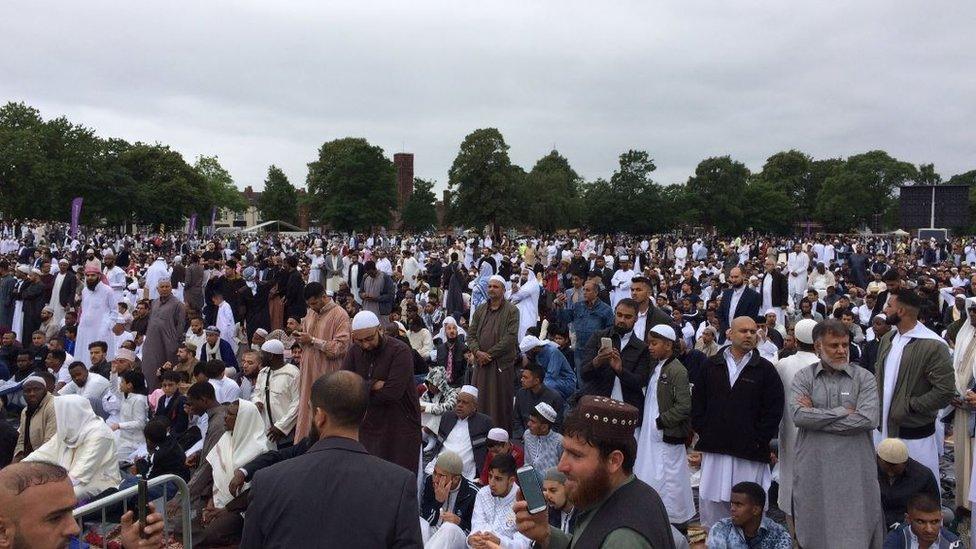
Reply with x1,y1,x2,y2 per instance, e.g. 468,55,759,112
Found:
72,474,192,548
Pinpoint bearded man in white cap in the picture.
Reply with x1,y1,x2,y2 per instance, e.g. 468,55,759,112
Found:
773,317,819,530
75,263,117,366
252,339,301,449
523,402,562,479
342,310,421,474
48,258,74,326
102,250,126,304
429,385,493,481
610,256,635,309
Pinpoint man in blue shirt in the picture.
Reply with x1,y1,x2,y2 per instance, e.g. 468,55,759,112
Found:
707,482,791,549
554,281,613,370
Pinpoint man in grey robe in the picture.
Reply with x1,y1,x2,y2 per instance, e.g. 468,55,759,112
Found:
141,279,186,390
790,319,884,549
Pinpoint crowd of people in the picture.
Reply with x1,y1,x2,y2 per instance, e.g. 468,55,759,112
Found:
2,219,975,548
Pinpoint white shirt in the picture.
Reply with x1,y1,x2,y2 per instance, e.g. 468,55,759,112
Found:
879,322,945,437
727,286,746,328
611,332,632,401
215,301,236,348
251,364,301,435
58,374,111,417
210,377,241,404
442,417,477,480
470,484,520,543
723,348,753,386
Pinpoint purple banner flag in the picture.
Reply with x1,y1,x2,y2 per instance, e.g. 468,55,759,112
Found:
70,197,83,238
188,213,198,236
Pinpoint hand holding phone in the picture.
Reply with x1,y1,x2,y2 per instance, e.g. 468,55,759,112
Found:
516,465,547,514
137,476,149,539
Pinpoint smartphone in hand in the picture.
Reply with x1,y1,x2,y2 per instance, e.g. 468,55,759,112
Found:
137,476,149,539
516,465,548,514
600,337,613,351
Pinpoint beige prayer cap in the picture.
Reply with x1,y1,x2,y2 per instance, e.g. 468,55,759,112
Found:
877,438,908,464
434,451,463,476
115,347,137,364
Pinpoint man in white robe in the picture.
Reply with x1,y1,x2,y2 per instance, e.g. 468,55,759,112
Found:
609,256,635,310
102,251,127,304
47,259,72,326
75,264,117,366
773,319,819,529
11,265,29,342
144,256,171,301
787,244,810,307
213,291,236,350
509,269,540,342
307,248,324,284
401,249,422,291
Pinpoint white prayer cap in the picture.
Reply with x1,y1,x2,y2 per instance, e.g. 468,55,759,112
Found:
519,335,544,355
488,274,505,285
254,328,269,338
533,402,557,424
393,321,407,334
487,428,509,443
42,305,54,314
351,311,380,331
459,385,479,400
22,375,46,389
648,324,676,342
873,313,887,321
618,255,629,261
877,438,908,464
30,268,42,276
764,308,778,317
115,347,137,363
102,249,114,257
127,282,139,291
261,339,285,355
58,258,69,265
794,318,817,345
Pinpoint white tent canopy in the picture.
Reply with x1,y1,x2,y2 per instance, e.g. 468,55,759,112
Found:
238,220,305,234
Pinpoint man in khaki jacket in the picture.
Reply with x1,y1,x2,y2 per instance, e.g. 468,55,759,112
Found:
14,374,57,461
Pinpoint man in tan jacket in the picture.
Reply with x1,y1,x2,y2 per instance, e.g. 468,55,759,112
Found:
14,374,57,461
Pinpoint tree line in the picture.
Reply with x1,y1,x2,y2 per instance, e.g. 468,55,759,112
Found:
2,102,972,235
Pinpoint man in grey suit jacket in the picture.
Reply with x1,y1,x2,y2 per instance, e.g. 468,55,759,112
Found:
241,370,423,548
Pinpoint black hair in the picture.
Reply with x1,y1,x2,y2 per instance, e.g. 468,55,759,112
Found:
522,361,546,381
187,380,216,401
303,282,325,300
144,419,169,446
731,481,766,508
488,453,517,477
562,407,637,473
0,462,69,495
310,371,368,429
67,360,87,372
203,359,225,379
49,349,66,361
88,341,108,352
548,324,569,339
121,370,148,395
890,287,923,311
160,371,182,384
906,492,941,514
881,269,900,282
615,298,639,315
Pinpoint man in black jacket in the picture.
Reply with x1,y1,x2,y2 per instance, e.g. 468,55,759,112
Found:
579,299,651,421
420,450,479,537
859,314,890,374
241,371,422,548
691,316,784,528
717,267,762,338
758,258,789,327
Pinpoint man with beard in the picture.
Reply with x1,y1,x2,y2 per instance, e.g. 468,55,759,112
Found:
48,258,75,326
514,395,675,548
875,288,954,484
241,266,271,344
692,316,783,528
629,276,676,343
542,468,575,535
436,316,467,387
342,310,421,474
13,374,57,461
19,269,45,345
790,319,884,548
609,256,635,309
74,264,117,367
102,250,126,304
467,275,521,431
140,279,186,391
579,299,651,419
252,339,301,449
759,257,789,328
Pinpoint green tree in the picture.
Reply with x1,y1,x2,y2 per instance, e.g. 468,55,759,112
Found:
194,155,246,217
400,178,439,232
581,178,616,233
659,183,699,230
915,163,942,185
754,150,816,220
525,150,583,232
742,180,794,234
122,144,210,228
946,170,976,231
815,170,874,231
447,128,521,237
813,151,916,231
686,156,751,234
582,150,661,234
306,137,396,231
257,165,298,223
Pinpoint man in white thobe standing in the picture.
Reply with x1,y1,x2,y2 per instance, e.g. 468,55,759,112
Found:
773,319,819,532
509,268,540,342
609,256,635,310
401,249,422,291
145,256,171,301
102,250,127,304
47,259,71,326
307,248,324,284
74,264,118,366
787,243,810,308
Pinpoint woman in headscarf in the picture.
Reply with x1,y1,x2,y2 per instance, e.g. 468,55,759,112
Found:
420,367,459,460
435,316,468,387
468,262,493,325
24,394,121,500
198,398,273,546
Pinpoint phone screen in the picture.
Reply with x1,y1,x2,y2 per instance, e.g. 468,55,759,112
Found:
600,337,612,350
516,465,548,514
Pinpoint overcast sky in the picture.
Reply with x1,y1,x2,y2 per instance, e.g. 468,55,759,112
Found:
3,1,975,195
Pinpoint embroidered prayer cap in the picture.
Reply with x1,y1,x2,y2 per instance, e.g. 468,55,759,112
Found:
351,311,380,331
488,274,506,285
877,438,908,464
459,385,479,400
532,402,557,424
115,347,137,363
254,328,269,338
261,339,285,355
648,324,676,342
487,428,509,443
205,325,221,335
576,395,639,440
794,319,817,345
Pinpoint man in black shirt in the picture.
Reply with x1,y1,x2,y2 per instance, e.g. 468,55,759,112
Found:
877,438,940,530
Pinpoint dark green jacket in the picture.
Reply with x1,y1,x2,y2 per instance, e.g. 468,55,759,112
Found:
651,357,691,444
874,329,954,438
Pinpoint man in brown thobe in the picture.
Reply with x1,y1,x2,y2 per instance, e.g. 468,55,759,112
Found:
467,275,520,432
141,279,186,390
342,310,421,474
294,282,350,438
